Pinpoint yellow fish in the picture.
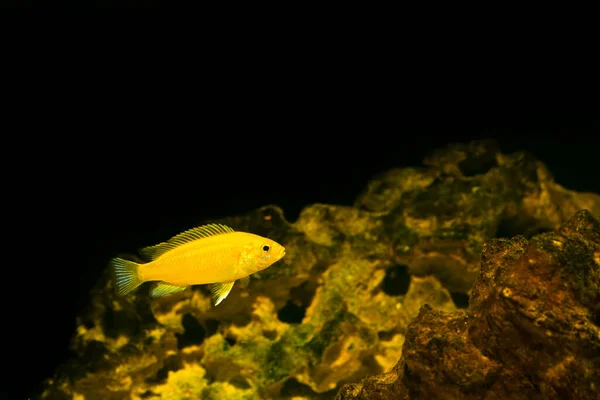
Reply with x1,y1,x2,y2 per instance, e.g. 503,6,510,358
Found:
110,223,286,306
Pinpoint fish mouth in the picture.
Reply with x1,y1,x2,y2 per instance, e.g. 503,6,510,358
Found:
279,248,286,259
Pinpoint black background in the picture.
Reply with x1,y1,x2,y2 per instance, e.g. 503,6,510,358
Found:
3,11,599,400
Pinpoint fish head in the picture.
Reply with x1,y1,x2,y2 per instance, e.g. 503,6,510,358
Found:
241,235,286,273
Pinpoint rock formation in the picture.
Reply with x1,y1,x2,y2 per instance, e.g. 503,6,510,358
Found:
38,140,600,400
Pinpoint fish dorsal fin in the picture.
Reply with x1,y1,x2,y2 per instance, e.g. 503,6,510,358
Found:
140,223,235,260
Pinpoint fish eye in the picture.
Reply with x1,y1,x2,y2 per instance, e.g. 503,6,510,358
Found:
262,245,270,252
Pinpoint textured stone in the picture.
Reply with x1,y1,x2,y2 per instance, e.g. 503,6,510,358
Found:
38,140,600,400
336,210,600,400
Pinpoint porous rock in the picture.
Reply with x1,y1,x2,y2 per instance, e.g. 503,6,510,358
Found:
336,210,600,400
38,141,600,399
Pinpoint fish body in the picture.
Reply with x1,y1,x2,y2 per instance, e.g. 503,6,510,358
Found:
110,223,285,305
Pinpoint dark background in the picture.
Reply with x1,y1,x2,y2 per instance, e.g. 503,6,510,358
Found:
3,10,599,400
10,113,600,398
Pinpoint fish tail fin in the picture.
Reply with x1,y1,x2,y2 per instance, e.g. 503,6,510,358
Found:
111,257,144,296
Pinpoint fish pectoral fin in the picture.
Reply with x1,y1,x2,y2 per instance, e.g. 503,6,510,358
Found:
210,281,235,306
151,282,188,298
239,275,250,289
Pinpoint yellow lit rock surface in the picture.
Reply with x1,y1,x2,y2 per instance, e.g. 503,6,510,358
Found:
38,140,600,400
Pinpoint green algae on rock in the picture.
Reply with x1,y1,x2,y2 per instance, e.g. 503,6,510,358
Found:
336,210,600,400
38,140,600,400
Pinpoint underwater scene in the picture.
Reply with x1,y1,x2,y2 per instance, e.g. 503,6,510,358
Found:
36,140,600,400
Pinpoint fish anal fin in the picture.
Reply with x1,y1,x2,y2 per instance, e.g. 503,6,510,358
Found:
239,275,250,288
210,281,235,306
140,223,235,261
151,282,188,298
